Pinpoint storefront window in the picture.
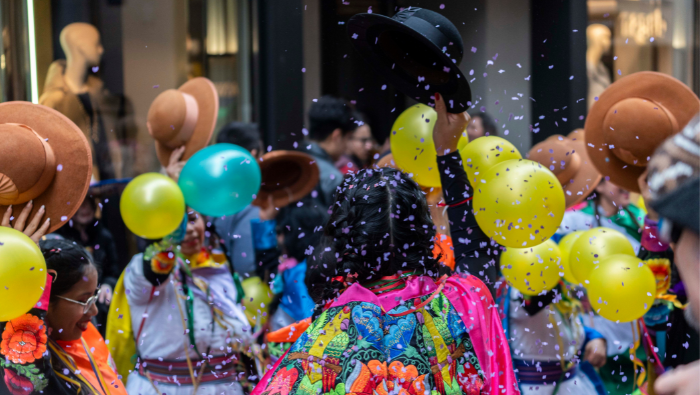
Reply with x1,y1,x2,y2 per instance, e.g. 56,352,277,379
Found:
587,0,695,105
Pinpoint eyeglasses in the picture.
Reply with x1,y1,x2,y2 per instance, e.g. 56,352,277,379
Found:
56,288,101,314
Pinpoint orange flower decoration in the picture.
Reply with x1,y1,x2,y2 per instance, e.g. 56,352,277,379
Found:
0,314,47,364
151,251,176,274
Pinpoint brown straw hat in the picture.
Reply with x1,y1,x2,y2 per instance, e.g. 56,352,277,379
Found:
147,77,219,167
528,130,602,208
253,151,319,208
0,102,92,233
585,71,700,193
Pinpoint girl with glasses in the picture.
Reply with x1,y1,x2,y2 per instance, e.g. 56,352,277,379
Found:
0,206,127,395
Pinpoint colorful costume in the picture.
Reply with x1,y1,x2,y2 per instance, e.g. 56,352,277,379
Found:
0,276,127,395
107,244,254,395
497,283,606,395
253,152,519,394
257,274,516,395
556,200,644,252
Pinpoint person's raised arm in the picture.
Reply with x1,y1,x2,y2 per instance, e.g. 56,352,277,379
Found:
433,93,497,292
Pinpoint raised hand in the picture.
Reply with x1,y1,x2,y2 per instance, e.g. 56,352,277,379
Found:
432,92,470,155
166,145,187,182
1,202,51,245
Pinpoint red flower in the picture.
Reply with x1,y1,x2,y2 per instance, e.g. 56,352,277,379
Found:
3,369,34,395
0,314,48,364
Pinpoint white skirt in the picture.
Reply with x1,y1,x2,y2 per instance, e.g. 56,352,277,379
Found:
519,369,598,395
125,371,245,395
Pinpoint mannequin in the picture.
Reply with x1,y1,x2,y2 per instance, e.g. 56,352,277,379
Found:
40,23,136,181
61,23,103,94
586,24,612,110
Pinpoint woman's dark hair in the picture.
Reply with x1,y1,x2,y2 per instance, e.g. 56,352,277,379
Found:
307,167,439,317
471,112,498,136
40,238,97,303
277,197,329,263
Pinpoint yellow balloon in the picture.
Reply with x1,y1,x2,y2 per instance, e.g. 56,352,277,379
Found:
558,231,585,284
461,136,522,183
473,159,565,248
500,239,562,295
390,104,467,187
0,228,46,321
570,227,635,283
242,277,272,326
120,173,185,239
587,254,656,322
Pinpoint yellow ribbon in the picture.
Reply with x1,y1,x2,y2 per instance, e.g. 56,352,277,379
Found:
656,293,687,309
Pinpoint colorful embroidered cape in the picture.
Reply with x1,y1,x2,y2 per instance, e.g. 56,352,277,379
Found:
253,274,519,395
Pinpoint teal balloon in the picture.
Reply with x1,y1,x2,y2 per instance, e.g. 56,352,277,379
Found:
178,144,261,217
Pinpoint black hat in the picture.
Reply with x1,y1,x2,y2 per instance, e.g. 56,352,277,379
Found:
347,7,470,113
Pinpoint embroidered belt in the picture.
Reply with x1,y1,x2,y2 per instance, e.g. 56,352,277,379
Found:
514,359,577,385
138,355,239,385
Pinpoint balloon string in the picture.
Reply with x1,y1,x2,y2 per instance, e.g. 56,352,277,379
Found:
437,196,472,208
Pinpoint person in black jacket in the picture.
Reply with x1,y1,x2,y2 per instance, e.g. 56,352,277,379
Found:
54,195,120,335
300,96,359,208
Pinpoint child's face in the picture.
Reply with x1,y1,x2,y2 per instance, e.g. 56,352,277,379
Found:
181,211,205,256
74,199,96,226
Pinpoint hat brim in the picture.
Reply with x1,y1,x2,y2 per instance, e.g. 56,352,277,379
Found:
585,72,699,193
0,102,92,233
564,137,602,207
253,151,319,208
155,77,219,167
347,13,471,113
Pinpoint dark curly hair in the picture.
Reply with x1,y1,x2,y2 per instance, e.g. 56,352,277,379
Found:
306,167,441,317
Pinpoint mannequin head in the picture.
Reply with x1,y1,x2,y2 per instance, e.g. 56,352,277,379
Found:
586,24,611,63
60,23,103,68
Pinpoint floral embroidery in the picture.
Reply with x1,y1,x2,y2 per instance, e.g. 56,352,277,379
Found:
261,366,298,395
259,292,485,394
0,359,49,392
3,369,33,395
1,314,48,364
150,251,176,274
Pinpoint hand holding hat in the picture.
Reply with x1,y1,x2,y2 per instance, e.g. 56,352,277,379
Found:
148,77,219,167
0,102,93,233
528,129,602,208
585,71,699,192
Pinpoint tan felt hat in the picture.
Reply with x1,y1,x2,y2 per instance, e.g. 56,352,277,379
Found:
528,129,602,208
253,151,319,208
148,77,219,167
0,102,92,233
585,71,699,193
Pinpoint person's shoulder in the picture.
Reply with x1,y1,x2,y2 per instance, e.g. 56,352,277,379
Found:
38,89,69,108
